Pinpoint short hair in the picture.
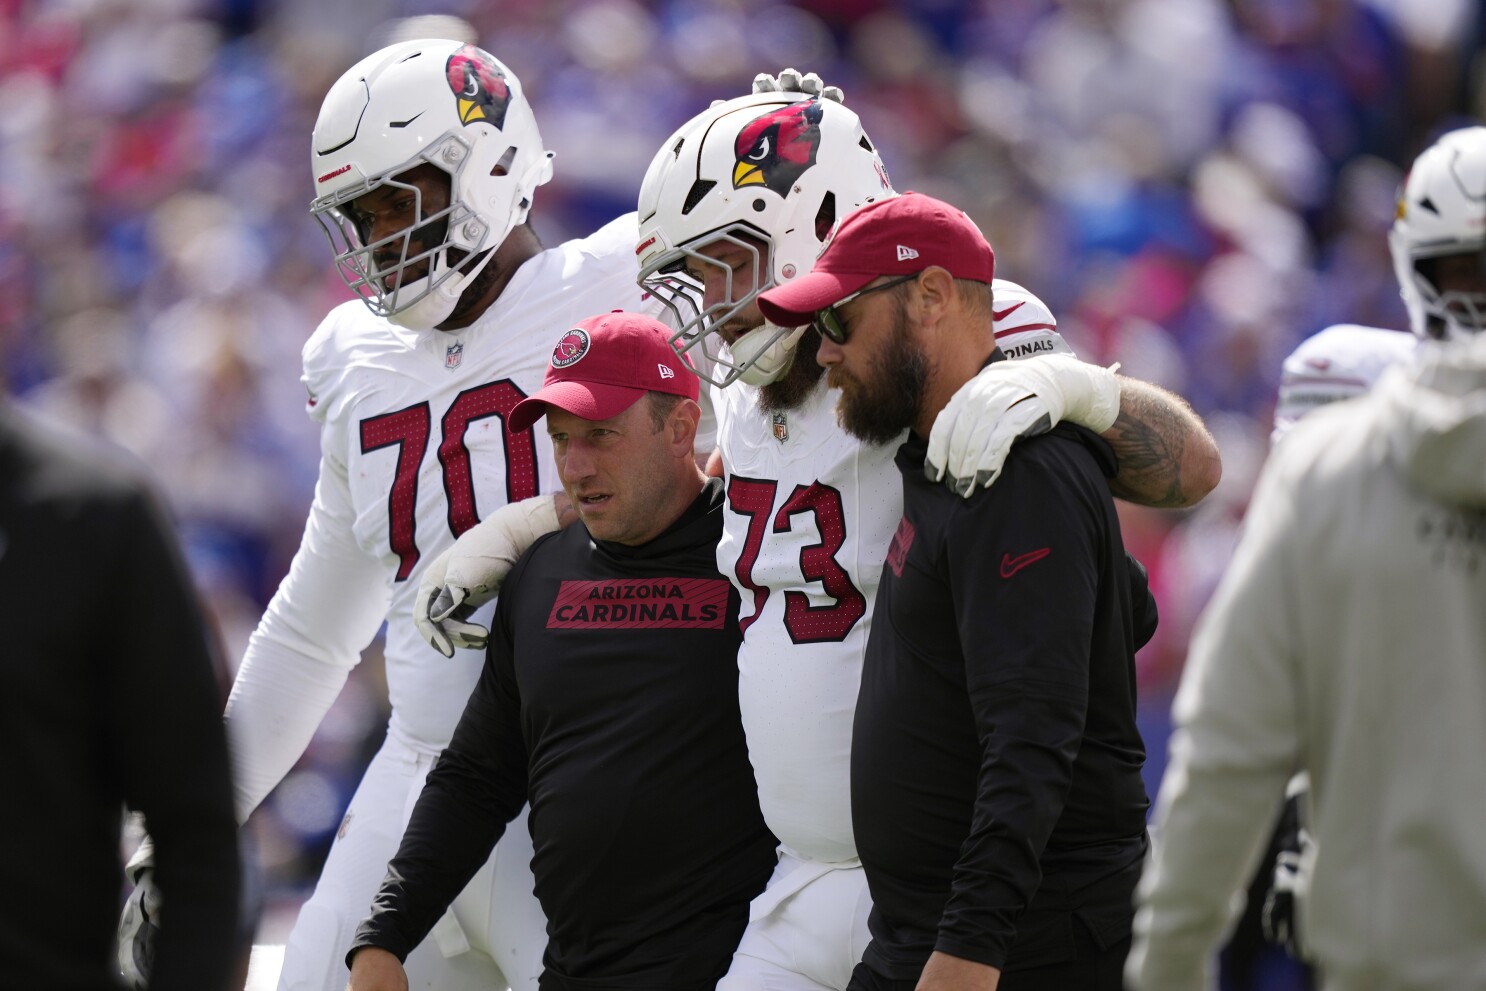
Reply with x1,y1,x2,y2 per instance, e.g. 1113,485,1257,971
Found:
645,391,685,431
955,278,993,320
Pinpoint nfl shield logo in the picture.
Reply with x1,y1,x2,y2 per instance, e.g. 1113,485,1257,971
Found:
445,341,464,370
771,412,788,443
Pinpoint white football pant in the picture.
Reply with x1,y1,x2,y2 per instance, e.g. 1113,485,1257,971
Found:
275,733,545,991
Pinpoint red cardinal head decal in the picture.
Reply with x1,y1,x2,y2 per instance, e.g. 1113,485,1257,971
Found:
733,100,825,195
446,46,511,128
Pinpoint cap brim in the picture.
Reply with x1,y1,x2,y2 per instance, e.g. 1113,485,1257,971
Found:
757,270,875,328
507,381,648,433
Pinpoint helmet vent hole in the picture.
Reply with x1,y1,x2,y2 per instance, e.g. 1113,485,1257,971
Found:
1419,195,1440,216
859,136,874,152
681,179,717,215
492,146,517,177
814,192,836,239
671,136,686,159
752,199,766,212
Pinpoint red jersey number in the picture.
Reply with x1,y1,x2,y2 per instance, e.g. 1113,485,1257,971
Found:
727,476,866,643
360,380,539,582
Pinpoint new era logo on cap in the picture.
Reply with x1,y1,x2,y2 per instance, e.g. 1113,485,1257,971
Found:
896,245,919,261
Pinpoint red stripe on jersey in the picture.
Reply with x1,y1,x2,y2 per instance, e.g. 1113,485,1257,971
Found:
548,577,731,629
994,322,1057,339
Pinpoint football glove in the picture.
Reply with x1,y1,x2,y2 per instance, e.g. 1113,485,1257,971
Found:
415,494,562,657
752,67,844,103
926,354,1121,497
117,833,160,990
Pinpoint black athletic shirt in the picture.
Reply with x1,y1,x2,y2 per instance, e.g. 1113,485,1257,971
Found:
852,424,1151,980
352,478,777,990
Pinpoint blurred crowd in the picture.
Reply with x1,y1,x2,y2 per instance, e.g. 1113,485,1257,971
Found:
3,0,1482,933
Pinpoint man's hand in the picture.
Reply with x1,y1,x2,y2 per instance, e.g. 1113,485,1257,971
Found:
414,494,563,657
915,950,1000,991
346,946,410,991
117,835,160,990
926,354,1120,497
752,67,844,103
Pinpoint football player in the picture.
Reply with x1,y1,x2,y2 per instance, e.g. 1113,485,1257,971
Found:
421,79,1221,991
118,38,713,991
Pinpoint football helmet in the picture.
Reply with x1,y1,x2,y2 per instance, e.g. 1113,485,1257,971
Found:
1389,126,1486,341
636,92,892,387
310,39,554,329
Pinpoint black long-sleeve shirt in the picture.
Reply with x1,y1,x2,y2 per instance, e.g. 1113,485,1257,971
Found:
0,404,241,991
352,478,777,990
852,424,1150,981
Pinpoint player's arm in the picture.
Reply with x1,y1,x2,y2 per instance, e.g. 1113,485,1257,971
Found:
1102,375,1222,508
224,447,393,821
350,564,532,965
926,355,1221,508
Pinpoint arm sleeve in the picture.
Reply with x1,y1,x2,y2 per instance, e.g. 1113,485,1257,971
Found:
350,563,531,961
105,483,241,991
1126,454,1305,991
934,449,1102,968
224,441,392,822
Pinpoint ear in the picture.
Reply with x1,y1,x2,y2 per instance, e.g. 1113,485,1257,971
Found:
913,266,956,332
669,399,703,457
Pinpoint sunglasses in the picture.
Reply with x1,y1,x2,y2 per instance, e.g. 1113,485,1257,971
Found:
812,273,921,344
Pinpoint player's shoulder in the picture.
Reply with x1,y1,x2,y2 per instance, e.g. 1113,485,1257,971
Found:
301,300,409,421
550,212,641,279
990,279,1073,360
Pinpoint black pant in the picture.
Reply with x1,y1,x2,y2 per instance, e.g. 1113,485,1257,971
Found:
846,935,1132,991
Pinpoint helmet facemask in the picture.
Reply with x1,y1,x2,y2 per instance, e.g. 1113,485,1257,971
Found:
313,137,495,329
1404,248,1486,341
639,227,805,388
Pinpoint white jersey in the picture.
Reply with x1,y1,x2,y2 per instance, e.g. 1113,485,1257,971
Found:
225,213,671,819
714,280,1067,863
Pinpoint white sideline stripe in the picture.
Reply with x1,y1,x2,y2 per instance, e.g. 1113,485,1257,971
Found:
246,945,285,991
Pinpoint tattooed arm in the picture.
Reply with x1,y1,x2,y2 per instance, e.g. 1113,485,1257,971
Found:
1102,377,1221,508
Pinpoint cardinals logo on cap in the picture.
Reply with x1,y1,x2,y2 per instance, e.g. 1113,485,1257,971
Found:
446,46,512,128
733,100,824,196
551,328,591,368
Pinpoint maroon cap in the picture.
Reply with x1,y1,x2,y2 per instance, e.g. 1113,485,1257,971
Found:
508,311,700,433
756,191,996,327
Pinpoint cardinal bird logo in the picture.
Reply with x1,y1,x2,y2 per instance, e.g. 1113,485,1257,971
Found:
551,328,591,368
733,100,825,195
446,46,512,128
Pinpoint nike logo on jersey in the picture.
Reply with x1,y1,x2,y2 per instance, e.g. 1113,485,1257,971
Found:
992,301,1025,322
1000,547,1050,578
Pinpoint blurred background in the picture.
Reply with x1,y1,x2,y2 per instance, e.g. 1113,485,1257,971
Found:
3,0,1481,971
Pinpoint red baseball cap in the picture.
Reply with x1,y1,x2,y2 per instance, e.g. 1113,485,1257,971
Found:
508,311,700,433
756,191,996,327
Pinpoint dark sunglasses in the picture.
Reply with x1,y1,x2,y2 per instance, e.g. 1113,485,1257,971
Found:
812,273,921,344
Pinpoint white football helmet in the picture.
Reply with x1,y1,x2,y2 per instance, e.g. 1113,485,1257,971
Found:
636,93,892,387
1271,323,1417,442
1389,125,1486,341
310,39,554,329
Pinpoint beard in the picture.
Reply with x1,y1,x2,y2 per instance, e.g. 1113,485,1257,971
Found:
830,305,930,444
756,327,827,413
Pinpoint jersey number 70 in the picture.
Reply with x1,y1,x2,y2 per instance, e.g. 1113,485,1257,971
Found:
359,380,539,581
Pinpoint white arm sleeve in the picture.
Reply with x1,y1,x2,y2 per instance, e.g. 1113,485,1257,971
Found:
224,449,392,823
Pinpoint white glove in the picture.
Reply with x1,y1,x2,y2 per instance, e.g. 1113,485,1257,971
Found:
711,68,845,107
117,833,159,990
927,354,1121,497
753,68,844,103
414,494,562,657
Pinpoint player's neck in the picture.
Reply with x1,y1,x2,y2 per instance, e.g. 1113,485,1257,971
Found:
437,223,545,330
